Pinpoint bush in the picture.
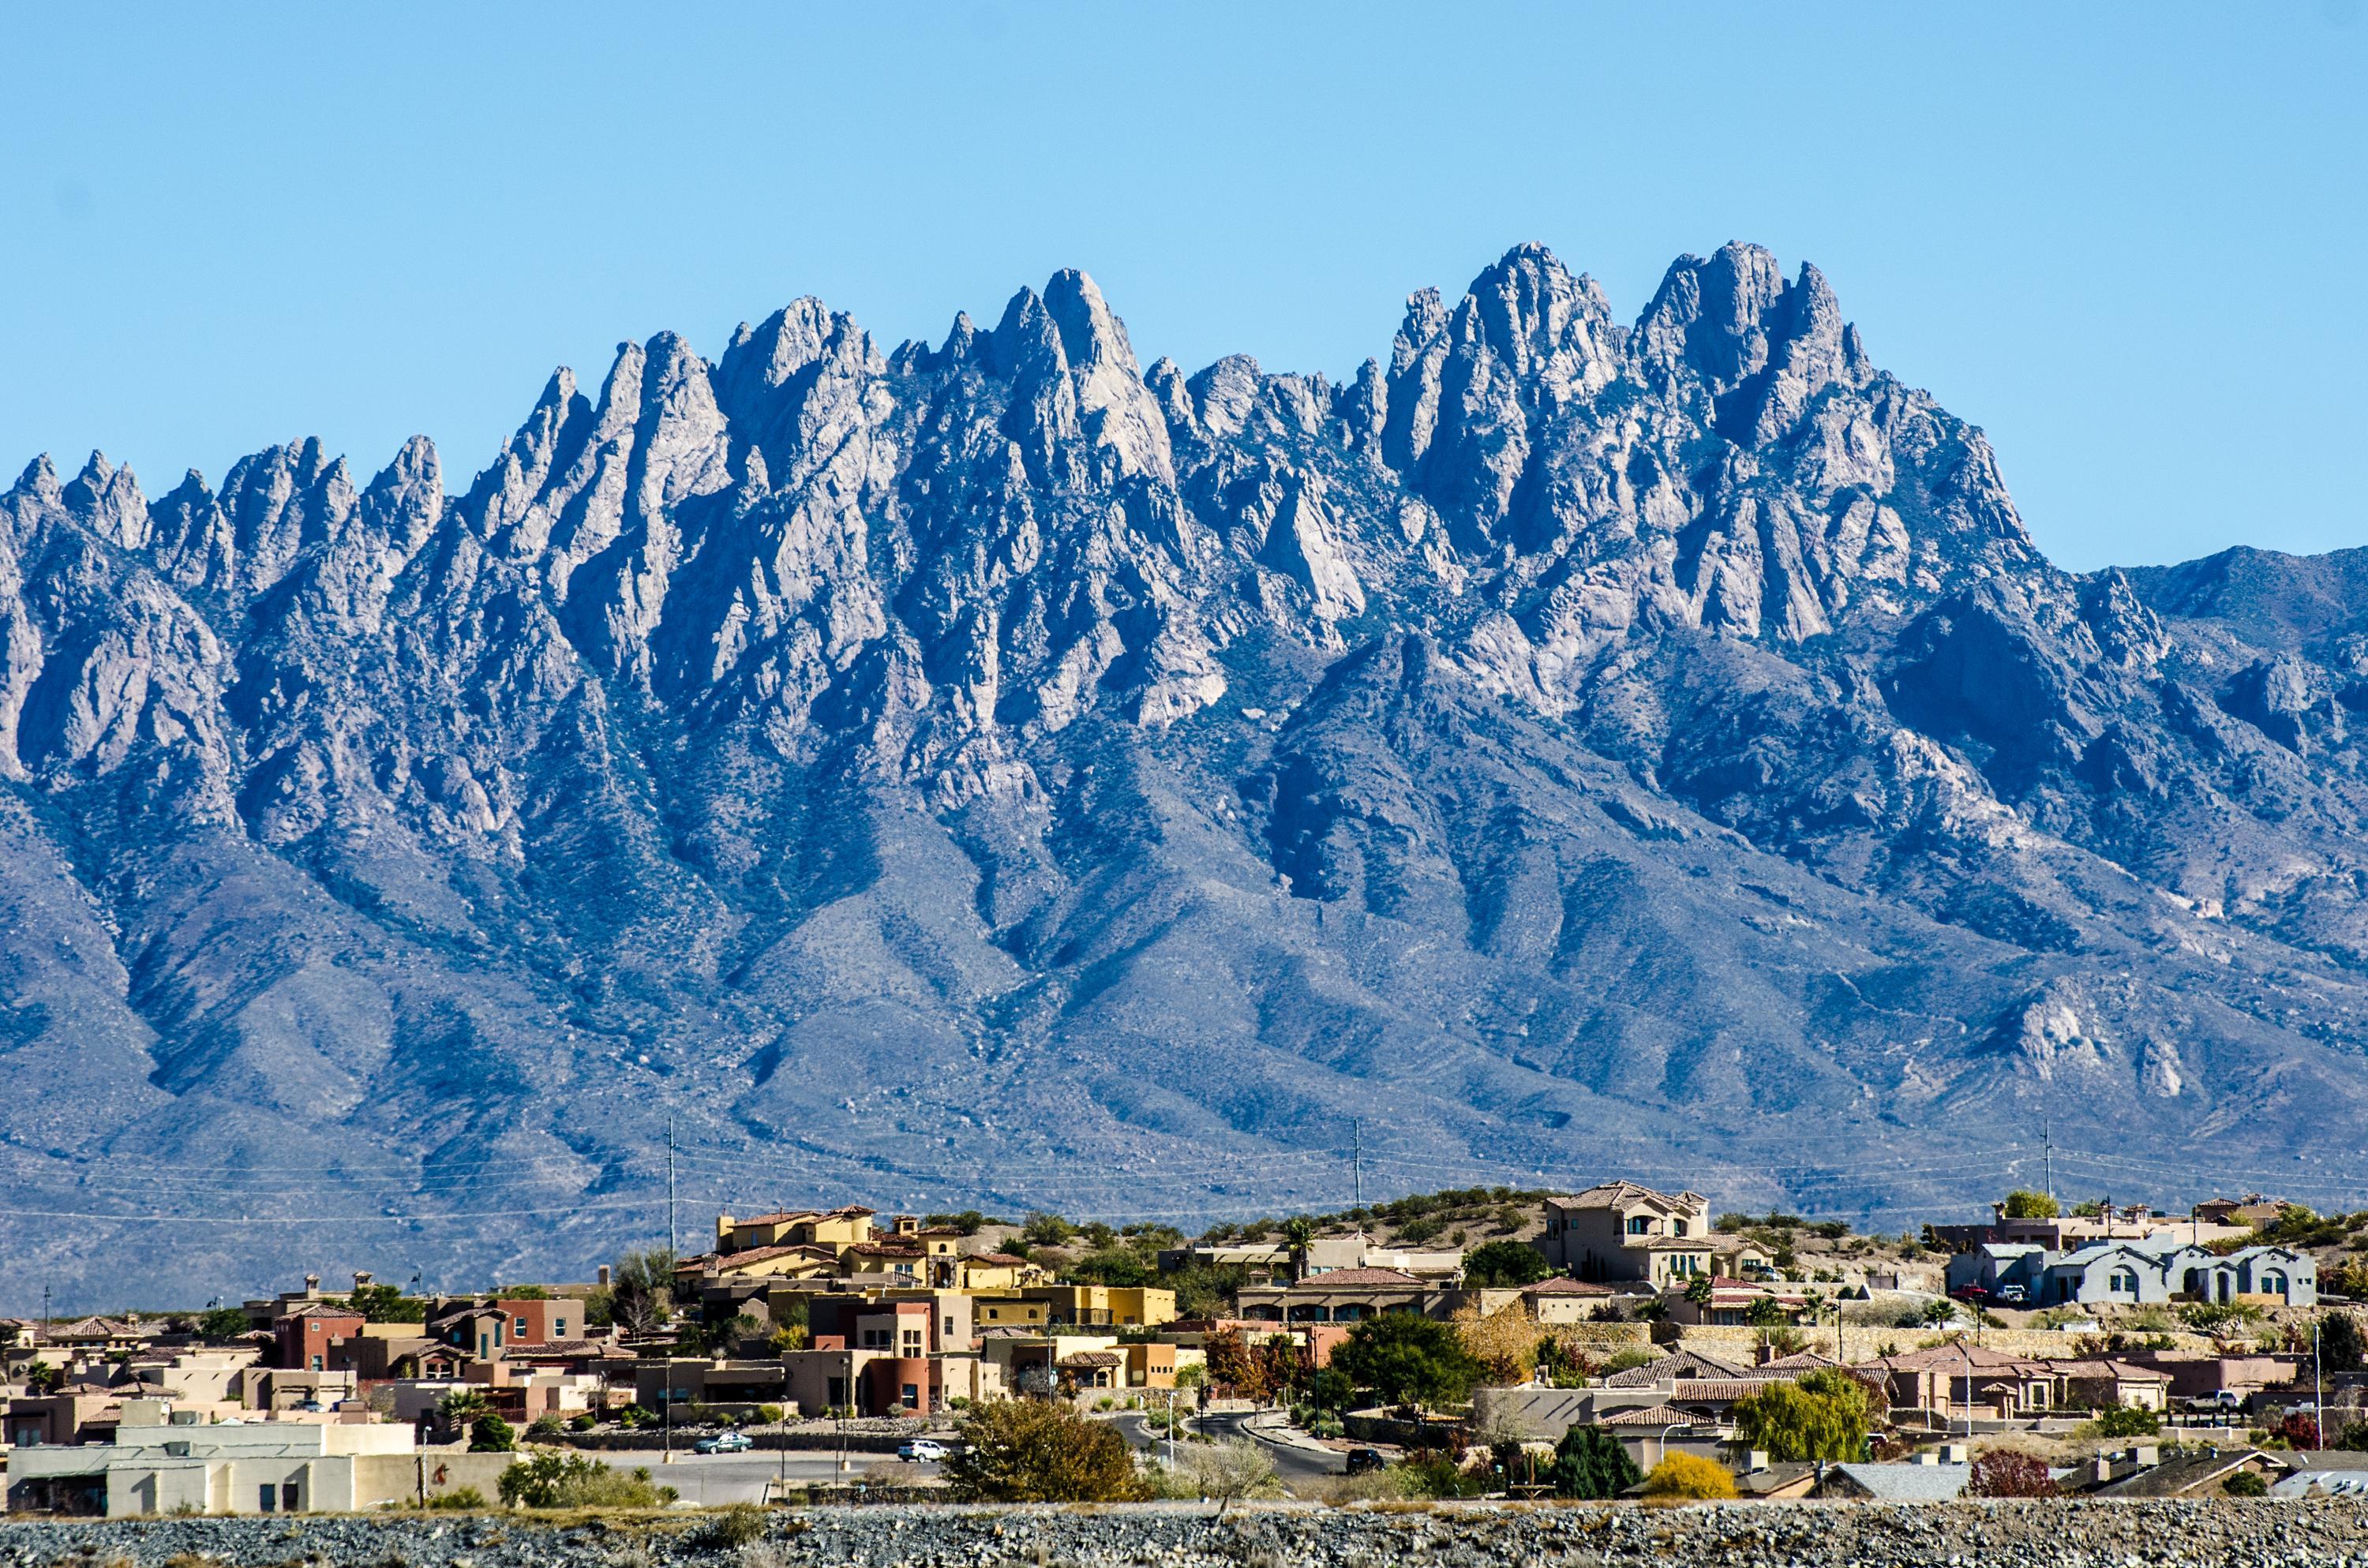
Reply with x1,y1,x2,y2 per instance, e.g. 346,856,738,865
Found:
2002,1190,2060,1220
526,1416,568,1443
1462,1240,1553,1288
688,1503,767,1551
2224,1470,2269,1497
1550,1425,1641,1499
2276,1413,2321,1449
568,1413,597,1431
423,1486,486,1510
2326,1314,2365,1375
498,1450,667,1508
1602,1347,1656,1375
1397,1449,1489,1499
469,1416,516,1453
942,1398,1145,1502
1147,1438,1283,1501
1640,1453,1737,1499
1969,1450,2057,1498
2094,1403,2160,1438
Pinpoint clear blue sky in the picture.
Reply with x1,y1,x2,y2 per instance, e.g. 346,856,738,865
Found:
4,2,2362,571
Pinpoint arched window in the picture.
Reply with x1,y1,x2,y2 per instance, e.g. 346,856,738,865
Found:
2263,1270,2288,1298
2109,1269,2139,1295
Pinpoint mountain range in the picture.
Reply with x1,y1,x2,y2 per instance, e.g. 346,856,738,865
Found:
5,241,2365,1308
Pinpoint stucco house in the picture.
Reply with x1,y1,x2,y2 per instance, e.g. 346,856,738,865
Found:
1537,1182,1714,1286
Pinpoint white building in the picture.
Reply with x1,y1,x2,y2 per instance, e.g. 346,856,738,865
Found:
6,1419,432,1517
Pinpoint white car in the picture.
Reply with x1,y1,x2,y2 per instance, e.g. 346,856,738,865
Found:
897,1438,950,1462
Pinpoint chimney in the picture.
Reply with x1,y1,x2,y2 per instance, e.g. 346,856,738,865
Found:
1747,1450,1769,1474
598,1265,612,1288
304,1274,320,1293
353,1271,373,1290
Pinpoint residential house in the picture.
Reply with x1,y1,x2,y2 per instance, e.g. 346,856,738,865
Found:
1536,1182,1714,1286
1237,1267,1433,1324
1300,1237,1465,1283
2194,1196,2287,1229
1516,1278,1618,1323
1947,1237,2317,1308
1153,1243,1293,1286
1863,1343,2062,1420
1928,1203,2248,1255
775,1296,983,1416
6,1417,435,1517
2048,1358,2173,1413
2093,1447,2285,1499
714,1206,877,1257
6,1386,126,1447
1661,1277,1811,1327
1016,1285,1177,1327
274,1304,364,1372
1818,1458,1972,1501
934,1252,1043,1293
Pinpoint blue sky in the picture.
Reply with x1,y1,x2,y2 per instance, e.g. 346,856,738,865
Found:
4,3,2361,571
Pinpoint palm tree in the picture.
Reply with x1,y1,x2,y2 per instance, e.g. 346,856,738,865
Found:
1281,1216,1317,1276
437,1388,490,1424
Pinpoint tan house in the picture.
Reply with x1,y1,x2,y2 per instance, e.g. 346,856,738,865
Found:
714,1206,877,1256
1538,1182,1714,1285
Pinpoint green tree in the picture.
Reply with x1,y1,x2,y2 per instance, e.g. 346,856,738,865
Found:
525,1415,568,1443
438,1388,491,1424
2002,1190,2060,1219
1461,1241,1551,1288
2223,1470,2268,1497
1729,1371,1868,1462
468,1414,516,1452
1332,1312,1486,1409
497,1284,551,1300
941,1398,1145,1502
1020,1212,1075,1248
607,1248,676,1334
2325,1313,2365,1375
197,1307,252,1339
1684,1273,1716,1307
1745,1296,1791,1329
1550,1425,1642,1499
340,1284,425,1323
1309,1366,1355,1416
1066,1246,1154,1288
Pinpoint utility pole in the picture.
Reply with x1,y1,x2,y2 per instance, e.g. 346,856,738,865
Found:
667,1116,678,1260
1351,1121,1363,1209
2317,1315,2325,1448
39,1283,50,1342
2042,1110,2054,1202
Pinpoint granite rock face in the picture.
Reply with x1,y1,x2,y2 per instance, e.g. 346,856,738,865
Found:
4,243,2364,1304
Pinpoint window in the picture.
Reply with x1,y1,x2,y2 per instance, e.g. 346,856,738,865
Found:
309,1355,323,1372
901,1382,920,1405
1672,1219,1688,1237
515,1316,529,1336
260,1484,277,1514
2109,1270,2138,1295
2264,1270,2288,1297
554,1319,567,1337
1626,1217,1651,1236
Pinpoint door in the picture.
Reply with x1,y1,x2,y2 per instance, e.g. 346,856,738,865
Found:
259,1484,277,1514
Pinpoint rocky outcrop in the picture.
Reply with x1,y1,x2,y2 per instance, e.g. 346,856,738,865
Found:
6,242,2368,1304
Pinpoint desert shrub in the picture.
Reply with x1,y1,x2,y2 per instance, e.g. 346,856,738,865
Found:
469,1415,515,1452
2093,1403,2160,1438
498,1450,665,1508
688,1504,766,1551
424,1486,487,1510
2224,1470,2269,1496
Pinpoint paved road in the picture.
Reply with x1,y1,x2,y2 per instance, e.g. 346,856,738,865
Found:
586,1449,939,1503
1196,1411,1345,1478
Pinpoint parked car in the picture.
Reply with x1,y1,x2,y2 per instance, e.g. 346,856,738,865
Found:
694,1431,754,1454
1344,1447,1387,1475
897,1438,950,1462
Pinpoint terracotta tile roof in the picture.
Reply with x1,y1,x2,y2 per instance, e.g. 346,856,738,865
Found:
1287,1267,1424,1287
1593,1402,1690,1427
1522,1278,1614,1296
1672,1377,1779,1400
274,1303,364,1320
965,1252,1030,1267
844,1242,923,1259
1602,1347,1755,1386
1549,1181,1706,1213
1058,1352,1122,1368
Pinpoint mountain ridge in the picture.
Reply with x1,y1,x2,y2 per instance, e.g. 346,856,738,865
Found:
2,241,2362,1310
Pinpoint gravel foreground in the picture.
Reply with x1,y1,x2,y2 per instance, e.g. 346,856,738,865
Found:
9,1501,2368,1568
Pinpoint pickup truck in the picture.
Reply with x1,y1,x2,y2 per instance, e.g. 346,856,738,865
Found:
2182,1390,2247,1415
